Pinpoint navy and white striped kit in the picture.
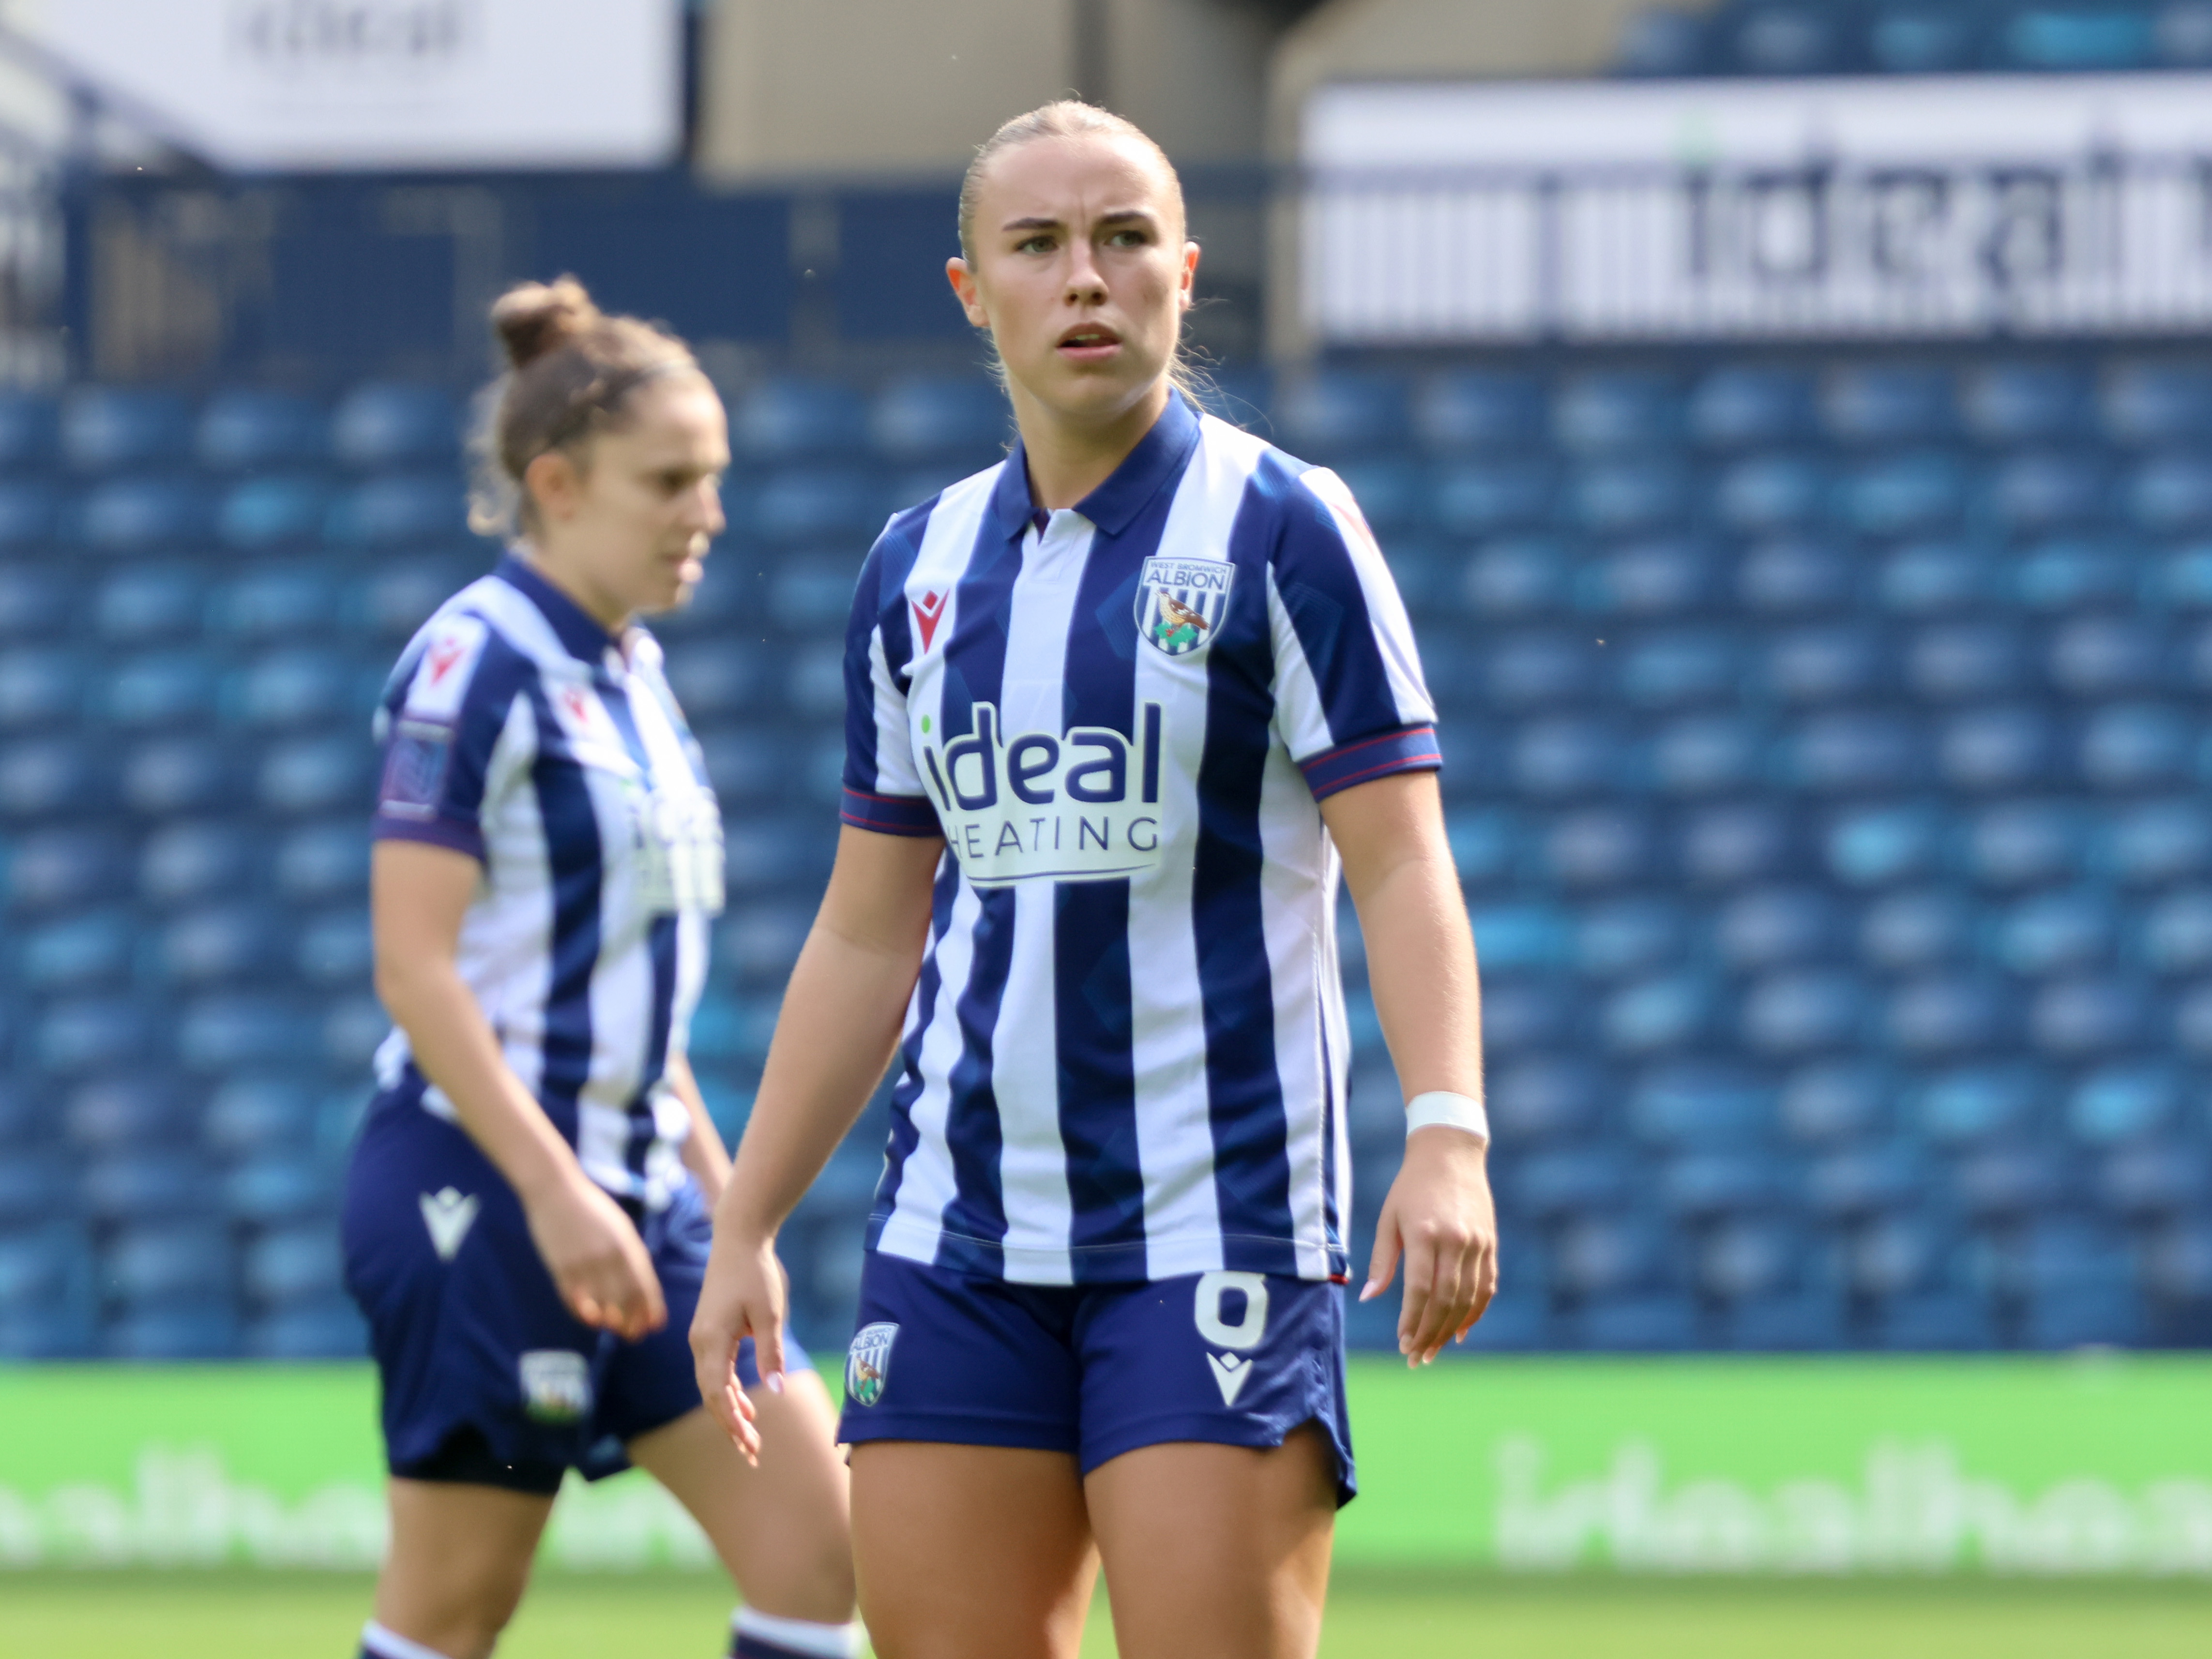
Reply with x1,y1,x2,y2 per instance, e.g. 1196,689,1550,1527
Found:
368,554,724,1210
841,392,1440,1286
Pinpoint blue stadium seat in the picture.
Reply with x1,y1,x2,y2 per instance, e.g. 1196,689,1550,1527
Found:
1961,363,2091,442
2049,615,2167,698
1730,4,1844,73
0,563,69,638
76,476,214,552
0,392,58,470
20,911,134,993
1629,1061,1773,1146
160,905,281,986
1433,461,1553,536
1483,630,1602,707
225,1156,336,1225
62,1077,186,1150
61,388,192,472
0,646,85,729
106,1221,233,1307
1583,537,1718,617
1415,372,1545,452
105,652,218,731
1954,1145,2072,1221
1875,1289,1996,1350
0,1226,94,1357
352,555,481,640
2030,975,2152,1056
197,389,329,471
2101,362,2212,445
1905,620,2030,703
267,821,371,900
1453,1280,1550,1353
751,468,886,543
1822,364,1957,445
734,378,869,462
246,1299,368,1360
258,738,370,815
331,383,458,468
1836,451,1966,537
1936,704,2060,793
1574,896,1684,980
1995,888,2115,977
1617,629,1739,709
203,1076,320,1155
1742,967,1869,1056
2126,453,2212,533
1462,538,1575,618
1553,1210,1680,1299
868,375,1008,461
105,1301,242,1361
717,903,813,987
1989,450,2107,533
1886,973,2015,1055
1860,886,1977,974
1679,801,1798,887
1617,7,1714,74
2025,1283,2145,1350
1516,1147,1635,1220
2143,1223,2212,1304
228,650,356,731
1914,1065,2041,1148
1737,537,1856,614
1511,716,1628,798
1697,1218,1811,1302
1878,540,1994,615
326,474,466,547
1665,1149,1792,1220
8,830,126,914
1565,1294,1700,1352
2069,1063,2179,1145
179,995,316,1073
1469,903,1572,973
2178,982,2212,1057
1553,372,1683,455
0,739,103,819
2156,541,2212,608
1572,458,1690,535
1779,1059,1892,1145
1824,804,1943,888
1848,1212,1964,1300
121,738,237,816
1545,807,1657,888
1479,976,1578,1053
2141,887,2212,974
1273,371,1410,456
698,729,802,803
243,1223,345,1306
2014,538,2139,611
1764,624,1887,705
0,479,57,549
1724,1291,1847,1352
82,1149,208,1220
299,911,373,986
1689,367,1816,449
1487,1056,1607,1144
1781,710,1927,794
218,475,333,551
1332,458,1426,531
140,821,260,908
94,562,204,641
1964,800,2086,888
1717,885,1841,970
2099,1140,2212,1222
1649,713,1763,797
208,565,343,639
1714,454,1825,533
323,995,389,1071
2003,7,2152,68
1446,809,1525,887
2078,701,2193,791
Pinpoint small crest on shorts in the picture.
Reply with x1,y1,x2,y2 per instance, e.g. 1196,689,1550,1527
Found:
519,1349,592,1425
1135,556,1235,659
846,1321,898,1408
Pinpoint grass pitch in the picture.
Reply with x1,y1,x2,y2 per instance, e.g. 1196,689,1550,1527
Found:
1,1570,2208,1658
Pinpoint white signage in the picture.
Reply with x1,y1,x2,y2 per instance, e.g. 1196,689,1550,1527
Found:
1303,74,2212,342
29,0,681,170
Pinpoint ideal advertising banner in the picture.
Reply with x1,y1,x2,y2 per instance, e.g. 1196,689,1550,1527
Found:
2,1357,2209,1574
26,0,681,170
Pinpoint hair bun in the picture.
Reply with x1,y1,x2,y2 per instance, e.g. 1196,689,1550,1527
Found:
490,275,602,371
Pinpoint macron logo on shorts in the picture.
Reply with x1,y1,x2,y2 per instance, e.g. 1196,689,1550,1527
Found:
1196,1271,1270,1408
420,1187,480,1262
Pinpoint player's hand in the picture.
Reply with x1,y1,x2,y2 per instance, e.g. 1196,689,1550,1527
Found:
688,1227,782,1467
521,1170,668,1342
1362,1126,1497,1367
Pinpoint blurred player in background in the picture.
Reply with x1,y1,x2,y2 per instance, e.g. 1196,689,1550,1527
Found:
692,104,1497,1659
345,279,863,1659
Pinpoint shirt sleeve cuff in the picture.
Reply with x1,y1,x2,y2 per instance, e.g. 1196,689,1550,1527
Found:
839,786,943,838
1298,724,1442,801
372,814,488,862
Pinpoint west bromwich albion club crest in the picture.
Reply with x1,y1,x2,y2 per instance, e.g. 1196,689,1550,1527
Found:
1136,556,1235,659
847,1321,898,1407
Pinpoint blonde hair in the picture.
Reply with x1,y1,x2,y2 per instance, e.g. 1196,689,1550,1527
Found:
468,275,700,539
955,101,1209,404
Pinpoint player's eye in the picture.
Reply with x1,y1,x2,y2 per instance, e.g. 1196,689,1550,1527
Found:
1015,233,1056,254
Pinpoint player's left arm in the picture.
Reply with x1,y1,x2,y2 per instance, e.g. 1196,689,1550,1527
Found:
664,1052,732,1207
1320,769,1497,1368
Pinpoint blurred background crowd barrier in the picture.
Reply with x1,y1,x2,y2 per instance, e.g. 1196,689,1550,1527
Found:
0,0,2211,1375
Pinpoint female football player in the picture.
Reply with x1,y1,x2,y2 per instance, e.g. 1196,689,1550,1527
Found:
691,104,1496,1659
347,277,862,1659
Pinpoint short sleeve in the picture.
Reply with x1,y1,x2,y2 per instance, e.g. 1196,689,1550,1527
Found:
1268,464,1442,801
839,513,942,838
370,613,529,862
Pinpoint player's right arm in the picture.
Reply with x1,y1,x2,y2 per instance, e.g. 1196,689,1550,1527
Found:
690,825,940,1441
372,841,670,1348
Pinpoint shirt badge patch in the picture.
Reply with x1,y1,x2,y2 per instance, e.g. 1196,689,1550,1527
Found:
519,1349,593,1424
1135,556,1235,659
378,719,454,821
846,1321,899,1407
911,588,948,652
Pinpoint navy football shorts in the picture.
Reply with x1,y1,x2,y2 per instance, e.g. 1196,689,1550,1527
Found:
837,1252,1356,1507
342,1092,795,1495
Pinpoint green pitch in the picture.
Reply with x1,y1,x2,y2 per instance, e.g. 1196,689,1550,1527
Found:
2,1571,2209,1658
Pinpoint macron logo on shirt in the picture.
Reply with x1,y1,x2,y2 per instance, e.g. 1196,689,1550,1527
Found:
910,588,949,652
403,615,489,723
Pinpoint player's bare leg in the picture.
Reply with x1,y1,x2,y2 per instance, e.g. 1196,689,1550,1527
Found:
627,1382,856,1623
371,1479,556,1659
1085,1427,1337,1659
849,1443,1098,1659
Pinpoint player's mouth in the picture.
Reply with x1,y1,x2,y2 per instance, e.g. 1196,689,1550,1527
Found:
1056,321,1121,363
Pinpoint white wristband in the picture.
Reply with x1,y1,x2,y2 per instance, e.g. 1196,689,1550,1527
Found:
1405,1090,1490,1145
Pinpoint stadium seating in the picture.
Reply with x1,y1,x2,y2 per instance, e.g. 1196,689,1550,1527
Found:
1618,1,2212,75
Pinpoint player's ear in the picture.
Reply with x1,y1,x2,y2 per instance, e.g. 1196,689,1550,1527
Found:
1179,240,1200,310
947,257,989,329
524,448,582,525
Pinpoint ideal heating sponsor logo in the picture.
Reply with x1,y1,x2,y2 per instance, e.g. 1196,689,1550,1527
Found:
919,702,1166,885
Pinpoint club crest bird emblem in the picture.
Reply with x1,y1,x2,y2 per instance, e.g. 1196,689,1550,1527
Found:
846,1322,898,1407
1135,555,1236,659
